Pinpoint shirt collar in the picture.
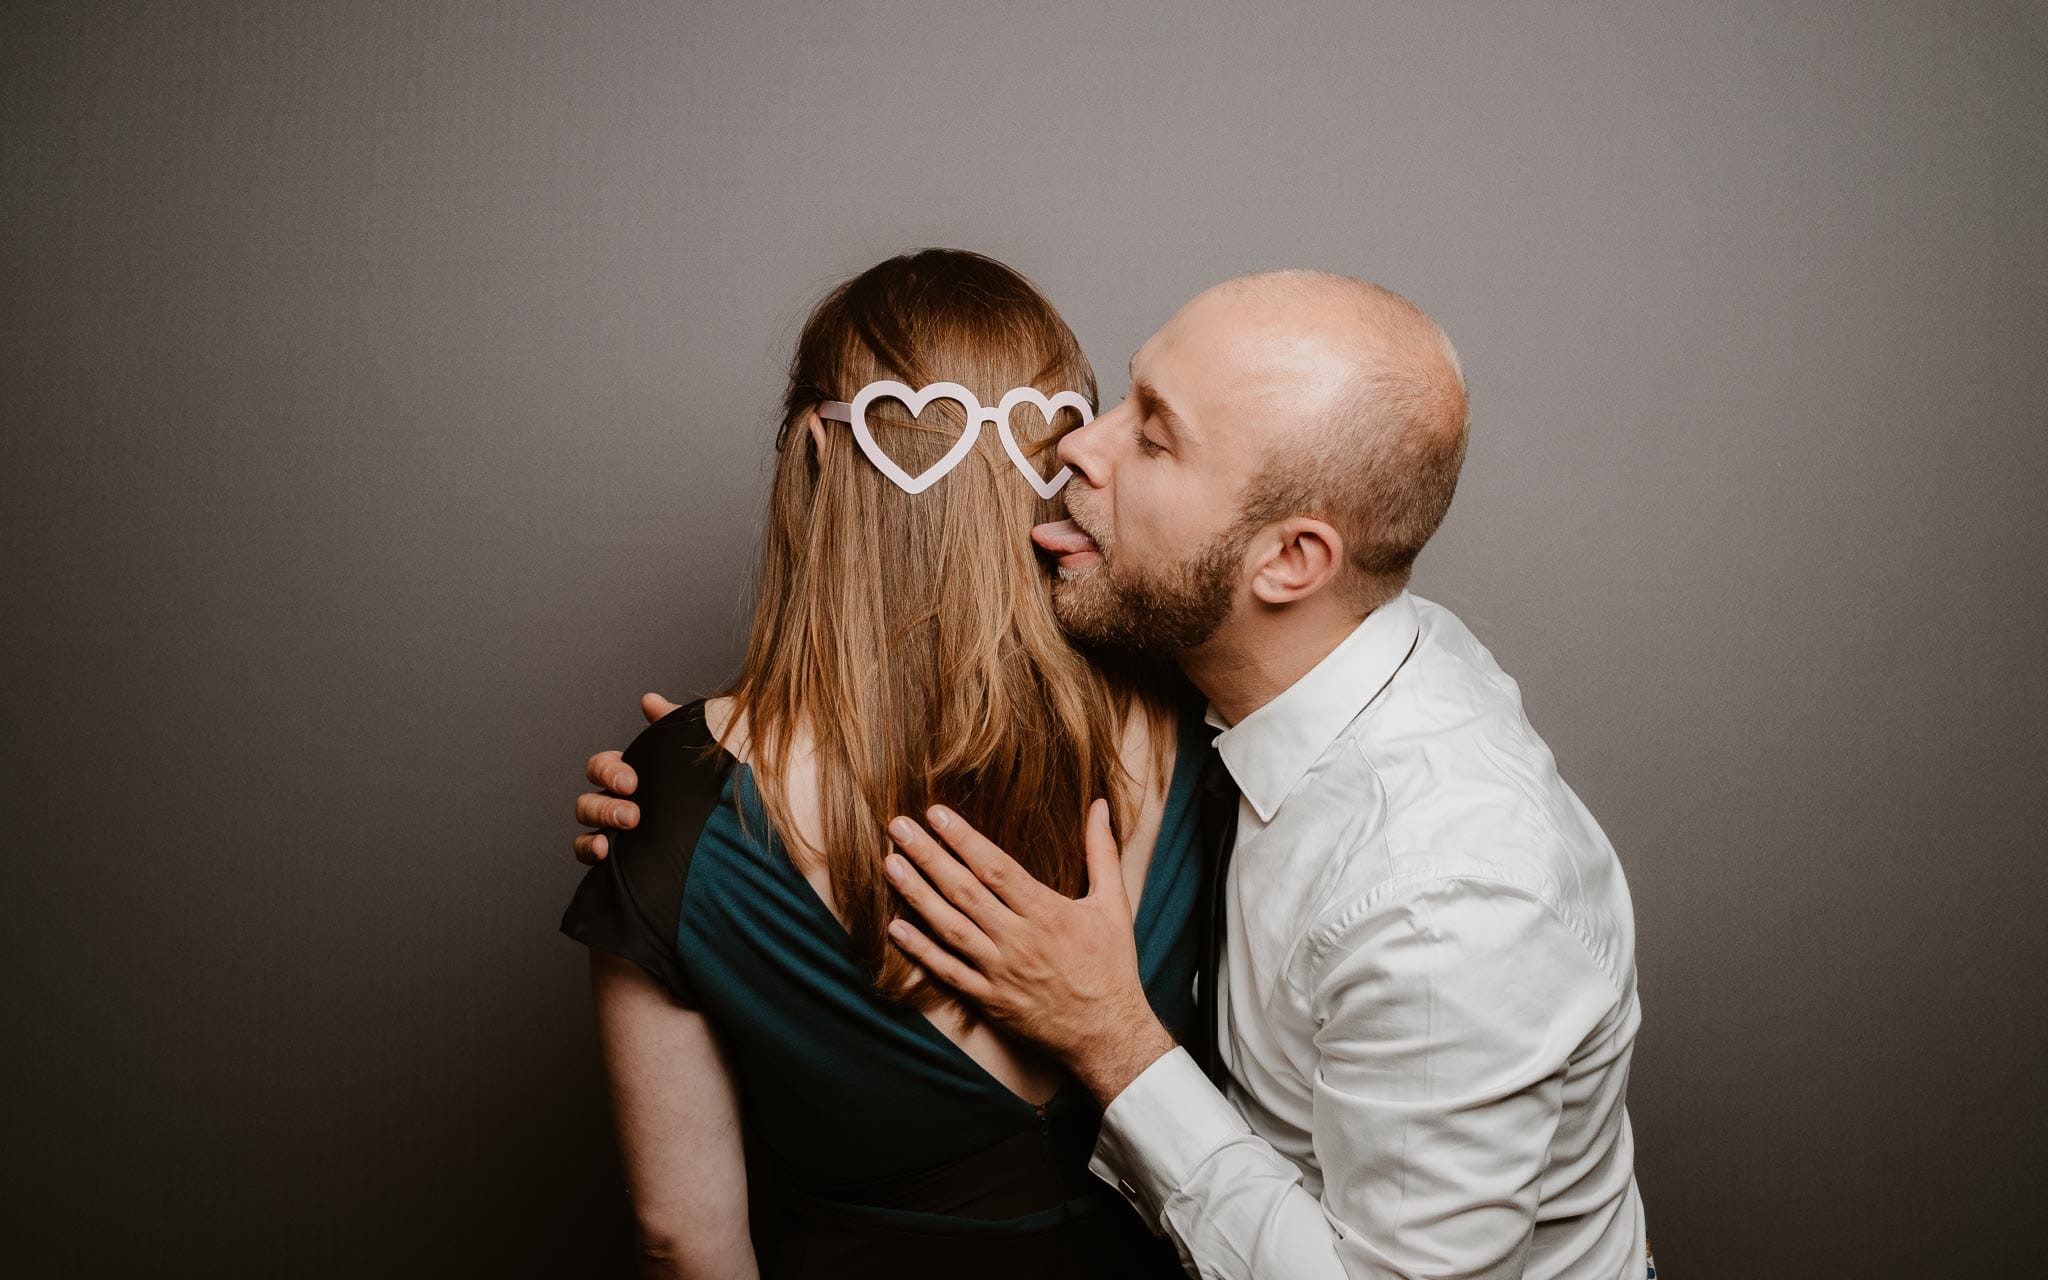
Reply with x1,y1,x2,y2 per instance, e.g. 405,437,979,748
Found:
1204,590,1421,822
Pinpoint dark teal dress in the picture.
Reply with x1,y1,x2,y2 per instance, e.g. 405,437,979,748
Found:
562,700,1205,1278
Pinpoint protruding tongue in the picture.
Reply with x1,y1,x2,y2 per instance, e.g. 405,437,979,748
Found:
1031,519,1097,556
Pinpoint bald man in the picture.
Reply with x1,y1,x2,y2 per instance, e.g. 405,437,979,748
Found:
579,274,1649,1279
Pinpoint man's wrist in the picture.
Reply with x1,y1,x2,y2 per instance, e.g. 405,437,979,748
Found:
1068,1006,1176,1108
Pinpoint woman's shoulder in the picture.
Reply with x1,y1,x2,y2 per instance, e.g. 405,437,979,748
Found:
625,696,726,764
605,697,744,887
613,695,754,800
558,697,740,1006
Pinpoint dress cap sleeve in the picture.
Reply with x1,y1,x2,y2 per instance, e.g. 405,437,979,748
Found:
559,699,731,1007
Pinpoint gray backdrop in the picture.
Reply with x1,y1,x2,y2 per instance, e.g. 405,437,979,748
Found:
5,2,2043,1275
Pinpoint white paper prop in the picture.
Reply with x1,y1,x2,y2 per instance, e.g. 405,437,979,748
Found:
816,381,1087,498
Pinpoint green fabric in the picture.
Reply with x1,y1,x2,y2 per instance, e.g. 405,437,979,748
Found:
675,711,1207,1209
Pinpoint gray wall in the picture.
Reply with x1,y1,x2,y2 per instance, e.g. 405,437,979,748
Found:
5,2,2043,1275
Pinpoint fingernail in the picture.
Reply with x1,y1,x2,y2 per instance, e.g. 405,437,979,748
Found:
888,817,916,843
929,807,951,830
611,806,628,826
883,855,906,881
888,919,910,939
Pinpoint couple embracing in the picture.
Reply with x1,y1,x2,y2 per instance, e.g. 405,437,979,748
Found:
562,249,1648,1279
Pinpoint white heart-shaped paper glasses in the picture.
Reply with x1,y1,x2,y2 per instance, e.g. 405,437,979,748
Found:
814,380,1085,498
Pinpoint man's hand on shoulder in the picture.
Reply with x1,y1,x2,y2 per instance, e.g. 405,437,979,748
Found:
572,692,683,865
882,800,1177,1107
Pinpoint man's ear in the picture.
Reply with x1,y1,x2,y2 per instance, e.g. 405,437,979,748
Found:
806,410,828,461
1247,517,1344,605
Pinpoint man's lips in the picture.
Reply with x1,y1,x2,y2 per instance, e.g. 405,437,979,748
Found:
1031,518,1100,567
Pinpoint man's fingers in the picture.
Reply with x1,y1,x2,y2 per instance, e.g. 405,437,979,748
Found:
1081,798,1129,909
585,749,637,795
886,918,994,1005
882,848,1002,968
640,692,681,724
888,816,1020,926
570,698,673,869
924,806,1054,913
575,791,639,830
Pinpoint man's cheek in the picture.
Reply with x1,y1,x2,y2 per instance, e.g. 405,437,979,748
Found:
1126,508,1181,565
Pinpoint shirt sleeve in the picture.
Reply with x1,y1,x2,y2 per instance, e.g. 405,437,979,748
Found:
1090,876,1619,1280
559,700,730,1009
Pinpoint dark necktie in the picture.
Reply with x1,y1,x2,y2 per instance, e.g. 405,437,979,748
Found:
1193,743,1241,1087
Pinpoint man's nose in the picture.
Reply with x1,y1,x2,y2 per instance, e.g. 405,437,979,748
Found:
1059,404,1119,486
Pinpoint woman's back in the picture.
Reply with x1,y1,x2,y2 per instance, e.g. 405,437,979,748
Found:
562,697,1207,1276
706,694,1176,1106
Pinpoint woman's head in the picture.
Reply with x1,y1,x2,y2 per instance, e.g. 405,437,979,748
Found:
731,248,1167,1007
780,247,1096,513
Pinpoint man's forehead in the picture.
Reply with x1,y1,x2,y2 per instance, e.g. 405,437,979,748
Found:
1146,304,1351,407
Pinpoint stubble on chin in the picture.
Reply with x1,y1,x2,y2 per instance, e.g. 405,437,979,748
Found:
1049,561,1141,653
1048,565,1114,645
1050,537,1240,655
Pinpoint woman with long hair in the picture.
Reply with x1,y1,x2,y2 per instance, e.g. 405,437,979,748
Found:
561,248,1206,1277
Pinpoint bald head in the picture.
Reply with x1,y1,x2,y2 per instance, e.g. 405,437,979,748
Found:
1182,270,1471,607
1199,269,1466,442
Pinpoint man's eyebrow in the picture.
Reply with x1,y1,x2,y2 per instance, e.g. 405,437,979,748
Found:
1128,369,1191,445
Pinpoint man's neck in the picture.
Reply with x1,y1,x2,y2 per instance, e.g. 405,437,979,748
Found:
1175,597,1375,727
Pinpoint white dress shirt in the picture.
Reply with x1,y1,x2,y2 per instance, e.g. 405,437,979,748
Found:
1089,591,1648,1280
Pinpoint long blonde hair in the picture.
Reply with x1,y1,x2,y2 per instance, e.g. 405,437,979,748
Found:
725,248,1173,1009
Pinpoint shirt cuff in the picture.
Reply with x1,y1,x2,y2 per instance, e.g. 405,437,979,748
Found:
1087,1045,1253,1229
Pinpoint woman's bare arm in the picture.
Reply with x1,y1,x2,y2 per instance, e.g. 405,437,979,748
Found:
589,951,757,1280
